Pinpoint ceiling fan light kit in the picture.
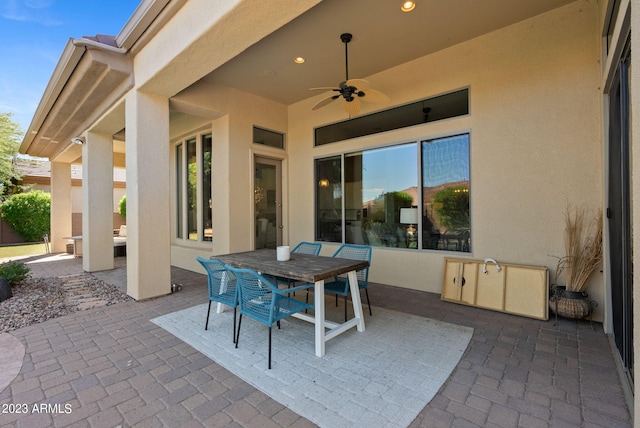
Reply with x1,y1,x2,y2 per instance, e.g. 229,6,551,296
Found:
310,33,389,116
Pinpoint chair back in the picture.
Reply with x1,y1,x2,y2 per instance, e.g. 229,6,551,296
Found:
196,257,237,306
292,241,322,255
332,244,372,287
225,266,278,326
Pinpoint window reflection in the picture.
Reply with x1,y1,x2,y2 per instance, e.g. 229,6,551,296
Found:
422,134,470,251
176,143,183,239
345,144,417,248
314,133,470,252
315,156,342,242
176,134,213,243
202,135,212,241
187,138,197,241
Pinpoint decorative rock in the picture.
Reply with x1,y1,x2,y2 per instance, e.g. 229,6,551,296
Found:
0,278,12,302
0,274,132,333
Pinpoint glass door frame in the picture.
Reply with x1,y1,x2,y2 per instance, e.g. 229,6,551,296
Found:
254,156,283,249
607,38,633,383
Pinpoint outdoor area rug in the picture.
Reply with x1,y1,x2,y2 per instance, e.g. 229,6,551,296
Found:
151,302,473,428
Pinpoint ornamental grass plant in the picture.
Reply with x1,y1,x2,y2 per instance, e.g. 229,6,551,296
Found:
555,205,603,293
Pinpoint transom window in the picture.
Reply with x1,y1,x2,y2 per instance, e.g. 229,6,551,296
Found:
315,133,470,252
314,89,469,146
253,126,285,149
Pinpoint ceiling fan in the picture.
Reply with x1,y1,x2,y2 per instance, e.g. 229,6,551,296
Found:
311,33,389,116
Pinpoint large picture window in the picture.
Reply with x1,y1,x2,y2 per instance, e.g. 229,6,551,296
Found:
176,143,183,239
422,134,470,251
316,156,343,242
202,134,212,241
187,137,198,240
315,133,470,252
176,133,213,243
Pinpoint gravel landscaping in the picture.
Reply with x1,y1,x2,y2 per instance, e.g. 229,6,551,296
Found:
0,274,133,333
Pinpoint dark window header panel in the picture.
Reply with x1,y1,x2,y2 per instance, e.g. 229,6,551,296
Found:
315,89,469,146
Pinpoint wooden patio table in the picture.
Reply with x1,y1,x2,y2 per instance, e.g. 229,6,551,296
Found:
215,248,368,357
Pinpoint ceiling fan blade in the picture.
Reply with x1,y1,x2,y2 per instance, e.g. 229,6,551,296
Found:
360,88,390,104
312,95,339,110
343,97,361,116
310,87,340,91
346,79,370,90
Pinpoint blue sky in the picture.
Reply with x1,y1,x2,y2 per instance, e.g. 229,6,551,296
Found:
0,0,140,133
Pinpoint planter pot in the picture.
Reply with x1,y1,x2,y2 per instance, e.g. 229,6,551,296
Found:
549,285,593,320
0,277,12,302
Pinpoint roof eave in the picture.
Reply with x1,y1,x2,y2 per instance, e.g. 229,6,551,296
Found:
116,0,172,51
20,39,85,155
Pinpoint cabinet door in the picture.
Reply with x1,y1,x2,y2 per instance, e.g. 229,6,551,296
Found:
503,266,548,320
442,260,477,305
442,258,548,320
476,265,506,311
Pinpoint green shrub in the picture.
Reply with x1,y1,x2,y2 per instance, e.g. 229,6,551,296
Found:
0,260,31,285
1,190,50,242
118,195,126,218
433,186,470,229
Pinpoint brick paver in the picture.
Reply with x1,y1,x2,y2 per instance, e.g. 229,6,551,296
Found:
0,255,633,427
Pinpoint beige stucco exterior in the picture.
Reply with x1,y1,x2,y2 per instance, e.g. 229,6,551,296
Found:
20,0,640,418
163,1,605,318
289,1,603,305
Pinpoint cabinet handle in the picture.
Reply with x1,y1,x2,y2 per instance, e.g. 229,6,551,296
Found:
453,276,466,287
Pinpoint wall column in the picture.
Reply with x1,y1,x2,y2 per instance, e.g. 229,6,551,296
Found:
125,90,171,300
50,161,72,253
82,132,114,272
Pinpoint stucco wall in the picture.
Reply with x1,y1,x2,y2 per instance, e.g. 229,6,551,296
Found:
165,1,603,320
285,1,603,318
169,82,289,273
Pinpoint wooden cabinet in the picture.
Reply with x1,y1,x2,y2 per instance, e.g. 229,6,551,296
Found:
442,257,549,320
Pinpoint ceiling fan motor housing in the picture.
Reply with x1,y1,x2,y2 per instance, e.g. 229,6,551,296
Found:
310,32,389,113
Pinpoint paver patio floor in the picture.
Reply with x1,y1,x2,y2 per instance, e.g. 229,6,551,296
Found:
0,254,632,427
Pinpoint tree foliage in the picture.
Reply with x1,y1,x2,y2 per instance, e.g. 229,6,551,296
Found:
433,186,469,229
1,190,50,242
368,191,414,223
118,194,126,218
0,113,23,199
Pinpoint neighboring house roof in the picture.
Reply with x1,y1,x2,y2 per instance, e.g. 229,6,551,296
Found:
14,158,126,188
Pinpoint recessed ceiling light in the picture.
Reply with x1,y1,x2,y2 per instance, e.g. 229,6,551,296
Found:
401,1,416,12
294,57,305,64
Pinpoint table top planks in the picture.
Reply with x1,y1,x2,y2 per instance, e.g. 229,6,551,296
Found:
215,249,369,283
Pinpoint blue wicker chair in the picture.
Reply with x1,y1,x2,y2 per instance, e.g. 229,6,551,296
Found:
196,257,238,343
273,242,322,291
291,241,322,255
323,244,372,322
228,265,314,369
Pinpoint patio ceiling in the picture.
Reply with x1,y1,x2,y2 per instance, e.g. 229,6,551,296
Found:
199,0,577,106
21,0,577,163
